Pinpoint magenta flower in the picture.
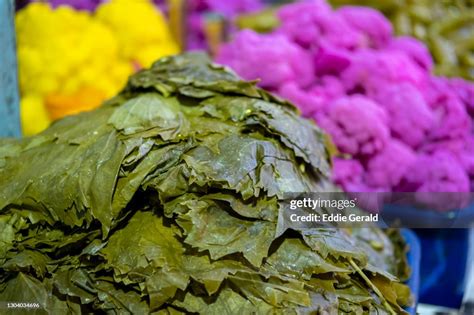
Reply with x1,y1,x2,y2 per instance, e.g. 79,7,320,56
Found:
316,95,389,156
332,158,366,191
341,49,428,97
311,12,365,50
386,36,433,71
278,76,345,117
460,137,474,178
275,0,332,48
422,137,474,178
399,150,471,210
425,78,471,142
216,30,314,89
365,140,417,188
373,83,435,148
443,78,474,117
278,83,323,117
313,43,351,76
337,6,392,48
401,151,470,193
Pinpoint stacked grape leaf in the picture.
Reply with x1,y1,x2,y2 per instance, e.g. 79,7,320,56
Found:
0,54,410,314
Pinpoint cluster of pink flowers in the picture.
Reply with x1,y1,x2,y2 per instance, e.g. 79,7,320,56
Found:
216,0,474,194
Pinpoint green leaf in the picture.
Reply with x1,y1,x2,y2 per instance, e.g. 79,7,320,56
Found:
101,211,184,278
108,93,185,139
176,199,275,267
173,288,275,315
228,271,311,307
0,273,68,315
3,250,49,278
264,238,350,280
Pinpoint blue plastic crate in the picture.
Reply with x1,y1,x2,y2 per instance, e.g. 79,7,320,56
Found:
378,201,473,309
415,229,469,309
402,229,421,315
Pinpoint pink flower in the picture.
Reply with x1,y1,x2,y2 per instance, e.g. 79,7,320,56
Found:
373,83,435,148
312,13,365,50
332,158,385,195
399,150,471,210
278,83,324,117
317,95,389,156
422,137,474,178
387,36,433,71
278,76,345,117
365,140,417,188
460,137,474,177
401,151,470,193
313,43,352,76
425,79,471,142
337,6,392,48
341,49,427,97
216,30,314,89
332,158,364,190
275,0,332,48
443,78,474,117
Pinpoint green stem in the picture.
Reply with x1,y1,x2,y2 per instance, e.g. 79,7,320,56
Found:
348,258,396,315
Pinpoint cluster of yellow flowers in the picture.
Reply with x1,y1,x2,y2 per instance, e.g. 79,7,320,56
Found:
16,0,179,135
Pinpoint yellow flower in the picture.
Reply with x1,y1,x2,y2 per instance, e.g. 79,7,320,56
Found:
20,95,50,136
96,0,179,64
16,0,180,135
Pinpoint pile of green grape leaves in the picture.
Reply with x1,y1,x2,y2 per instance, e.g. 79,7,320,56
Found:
0,54,411,314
